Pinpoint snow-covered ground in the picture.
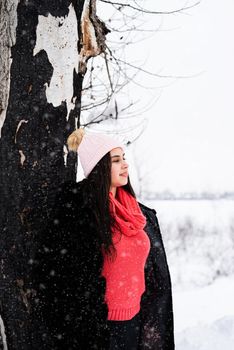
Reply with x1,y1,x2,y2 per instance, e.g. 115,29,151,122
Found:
174,276,234,349
145,199,234,286
144,199,234,349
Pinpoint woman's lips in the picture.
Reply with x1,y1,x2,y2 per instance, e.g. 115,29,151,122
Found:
120,172,128,177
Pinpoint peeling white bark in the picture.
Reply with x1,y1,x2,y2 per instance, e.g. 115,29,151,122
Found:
14,120,28,165
33,4,79,118
0,315,8,350
14,119,28,143
63,144,68,166
18,149,26,165
0,0,19,138
0,110,7,138
79,0,100,73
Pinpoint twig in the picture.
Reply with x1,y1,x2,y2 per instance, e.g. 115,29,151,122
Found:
100,0,201,15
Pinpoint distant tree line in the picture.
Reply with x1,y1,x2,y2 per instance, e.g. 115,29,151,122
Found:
143,191,234,200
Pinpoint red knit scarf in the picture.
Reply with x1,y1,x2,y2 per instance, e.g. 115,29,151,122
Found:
109,187,146,238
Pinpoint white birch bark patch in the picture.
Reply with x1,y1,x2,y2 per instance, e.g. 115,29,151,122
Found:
33,4,79,117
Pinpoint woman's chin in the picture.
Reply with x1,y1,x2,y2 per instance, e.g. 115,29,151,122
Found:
120,178,128,186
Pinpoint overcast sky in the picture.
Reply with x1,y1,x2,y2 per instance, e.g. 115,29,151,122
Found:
109,0,234,194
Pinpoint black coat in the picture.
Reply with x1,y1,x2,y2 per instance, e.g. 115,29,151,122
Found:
33,180,174,349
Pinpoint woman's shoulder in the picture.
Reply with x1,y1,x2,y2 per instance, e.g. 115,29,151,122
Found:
58,179,84,195
138,201,157,218
56,179,88,204
138,201,161,231
47,179,89,223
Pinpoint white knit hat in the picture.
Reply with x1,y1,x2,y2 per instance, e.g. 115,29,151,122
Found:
67,129,124,177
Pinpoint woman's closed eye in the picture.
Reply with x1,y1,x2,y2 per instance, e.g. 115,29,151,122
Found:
112,158,126,163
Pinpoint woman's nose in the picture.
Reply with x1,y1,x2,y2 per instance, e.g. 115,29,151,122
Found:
122,160,128,168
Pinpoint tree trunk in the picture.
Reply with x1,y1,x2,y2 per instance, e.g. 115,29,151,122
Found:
0,0,108,348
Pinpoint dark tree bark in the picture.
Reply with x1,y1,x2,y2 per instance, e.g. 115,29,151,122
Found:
0,0,108,348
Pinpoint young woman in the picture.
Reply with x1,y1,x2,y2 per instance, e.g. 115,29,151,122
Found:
33,129,174,350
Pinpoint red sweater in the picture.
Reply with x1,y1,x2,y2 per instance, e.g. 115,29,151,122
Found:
102,190,150,321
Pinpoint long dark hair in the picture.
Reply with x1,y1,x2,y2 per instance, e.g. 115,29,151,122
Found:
85,151,135,256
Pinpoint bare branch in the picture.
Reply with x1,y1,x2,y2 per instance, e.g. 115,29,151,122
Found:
80,0,201,143
104,52,114,93
108,52,203,80
99,0,201,15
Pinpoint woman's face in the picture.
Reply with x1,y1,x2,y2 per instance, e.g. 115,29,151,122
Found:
110,147,129,196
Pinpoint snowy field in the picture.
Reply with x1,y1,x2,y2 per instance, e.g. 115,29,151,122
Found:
144,199,234,350
174,276,234,350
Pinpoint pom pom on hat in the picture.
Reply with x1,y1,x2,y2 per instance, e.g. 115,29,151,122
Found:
67,128,85,152
67,128,124,177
